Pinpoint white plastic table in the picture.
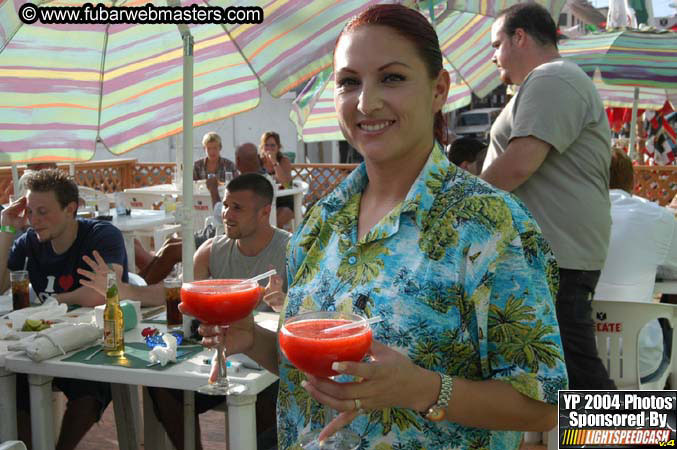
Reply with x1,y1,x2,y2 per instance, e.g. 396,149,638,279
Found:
0,341,18,443
125,180,309,229
124,183,225,198
2,313,279,450
654,281,677,295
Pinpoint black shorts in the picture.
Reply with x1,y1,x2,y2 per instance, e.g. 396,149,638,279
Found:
17,375,112,421
276,194,294,211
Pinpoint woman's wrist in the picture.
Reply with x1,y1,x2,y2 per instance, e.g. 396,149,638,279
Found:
410,367,443,412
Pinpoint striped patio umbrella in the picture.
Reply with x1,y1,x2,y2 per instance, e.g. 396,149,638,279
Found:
559,31,677,89
592,70,677,110
559,30,677,159
0,0,261,163
290,0,568,142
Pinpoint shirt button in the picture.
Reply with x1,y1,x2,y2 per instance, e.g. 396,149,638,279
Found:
348,256,357,265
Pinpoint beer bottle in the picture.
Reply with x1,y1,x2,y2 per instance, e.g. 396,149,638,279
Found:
103,271,125,356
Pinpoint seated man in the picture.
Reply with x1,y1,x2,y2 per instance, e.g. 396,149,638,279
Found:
594,148,677,380
80,173,288,450
447,137,487,176
0,169,128,450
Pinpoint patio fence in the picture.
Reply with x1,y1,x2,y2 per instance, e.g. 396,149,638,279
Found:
633,165,677,206
0,160,359,208
1,161,673,208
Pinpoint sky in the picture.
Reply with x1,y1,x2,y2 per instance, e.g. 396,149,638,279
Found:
590,0,676,18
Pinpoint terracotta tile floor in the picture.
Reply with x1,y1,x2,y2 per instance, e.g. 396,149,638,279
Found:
72,397,546,450
76,400,226,450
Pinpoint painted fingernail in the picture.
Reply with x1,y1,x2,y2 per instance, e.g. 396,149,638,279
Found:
332,362,345,372
301,380,309,389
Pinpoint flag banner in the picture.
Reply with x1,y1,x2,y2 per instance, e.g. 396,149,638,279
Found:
559,391,676,449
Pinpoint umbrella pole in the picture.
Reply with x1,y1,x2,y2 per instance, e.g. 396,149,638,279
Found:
629,87,640,162
179,31,195,312
11,164,19,197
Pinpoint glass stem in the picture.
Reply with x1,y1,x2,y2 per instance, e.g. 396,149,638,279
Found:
325,376,339,428
213,326,228,384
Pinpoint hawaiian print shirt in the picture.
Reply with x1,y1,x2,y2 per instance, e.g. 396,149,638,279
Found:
192,156,238,182
280,143,568,450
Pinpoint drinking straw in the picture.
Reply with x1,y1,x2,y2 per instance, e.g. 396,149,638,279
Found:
239,269,277,286
321,316,384,334
23,257,28,271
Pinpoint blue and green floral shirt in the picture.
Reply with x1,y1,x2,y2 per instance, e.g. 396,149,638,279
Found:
279,143,567,449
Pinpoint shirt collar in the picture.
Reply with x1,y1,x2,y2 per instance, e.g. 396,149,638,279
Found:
322,141,454,242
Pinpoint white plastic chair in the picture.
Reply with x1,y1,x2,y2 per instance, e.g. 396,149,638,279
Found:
77,186,108,215
123,192,181,252
545,301,676,450
591,300,676,390
0,441,27,450
127,272,147,287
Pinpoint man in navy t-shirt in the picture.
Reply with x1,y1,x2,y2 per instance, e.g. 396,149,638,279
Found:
0,169,128,449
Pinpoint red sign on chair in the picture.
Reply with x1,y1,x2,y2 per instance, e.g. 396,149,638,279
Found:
595,322,622,333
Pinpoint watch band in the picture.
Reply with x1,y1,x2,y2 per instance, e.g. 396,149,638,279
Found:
422,373,453,422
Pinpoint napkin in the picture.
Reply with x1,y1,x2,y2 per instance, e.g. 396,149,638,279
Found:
148,333,177,366
6,297,67,330
8,323,102,362
0,321,21,340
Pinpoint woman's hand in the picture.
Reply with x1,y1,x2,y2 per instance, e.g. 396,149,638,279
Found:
262,150,276,170
1,196,28,230
301,340,438,442
190,313,256,355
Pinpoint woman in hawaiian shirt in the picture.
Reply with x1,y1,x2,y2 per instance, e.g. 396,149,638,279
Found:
192,131,238,182
199,5,567,449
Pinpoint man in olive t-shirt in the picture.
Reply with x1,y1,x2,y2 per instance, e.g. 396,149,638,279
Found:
481,4,614,389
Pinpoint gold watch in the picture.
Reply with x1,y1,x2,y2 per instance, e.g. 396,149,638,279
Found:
422,373,453,422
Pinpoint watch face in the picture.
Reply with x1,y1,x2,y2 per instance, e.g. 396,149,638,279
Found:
425,407,446,422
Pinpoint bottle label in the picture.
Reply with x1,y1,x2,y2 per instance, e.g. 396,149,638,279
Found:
103,320,117,349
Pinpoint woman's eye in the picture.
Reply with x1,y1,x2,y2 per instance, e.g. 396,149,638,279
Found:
336,77,359,88
383,73,405,83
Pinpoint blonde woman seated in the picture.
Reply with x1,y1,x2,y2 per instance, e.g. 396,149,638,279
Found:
259,131,294,228
193,132,238,182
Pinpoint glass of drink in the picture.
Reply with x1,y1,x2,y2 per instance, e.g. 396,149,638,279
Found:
164,277,182,330
10,270,30,310
279,311,373,450
180,279,262,395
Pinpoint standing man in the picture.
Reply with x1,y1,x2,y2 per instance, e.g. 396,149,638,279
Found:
481,3,614,389
0,169,128,449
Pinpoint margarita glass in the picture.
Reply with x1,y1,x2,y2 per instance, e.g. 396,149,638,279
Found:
180,279,261,395
279,311,373,450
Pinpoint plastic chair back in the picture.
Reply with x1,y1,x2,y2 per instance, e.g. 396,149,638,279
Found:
127,272,147,287
283,151,296,163
123,192,165,210
0,441,27,450
591,300,676,390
